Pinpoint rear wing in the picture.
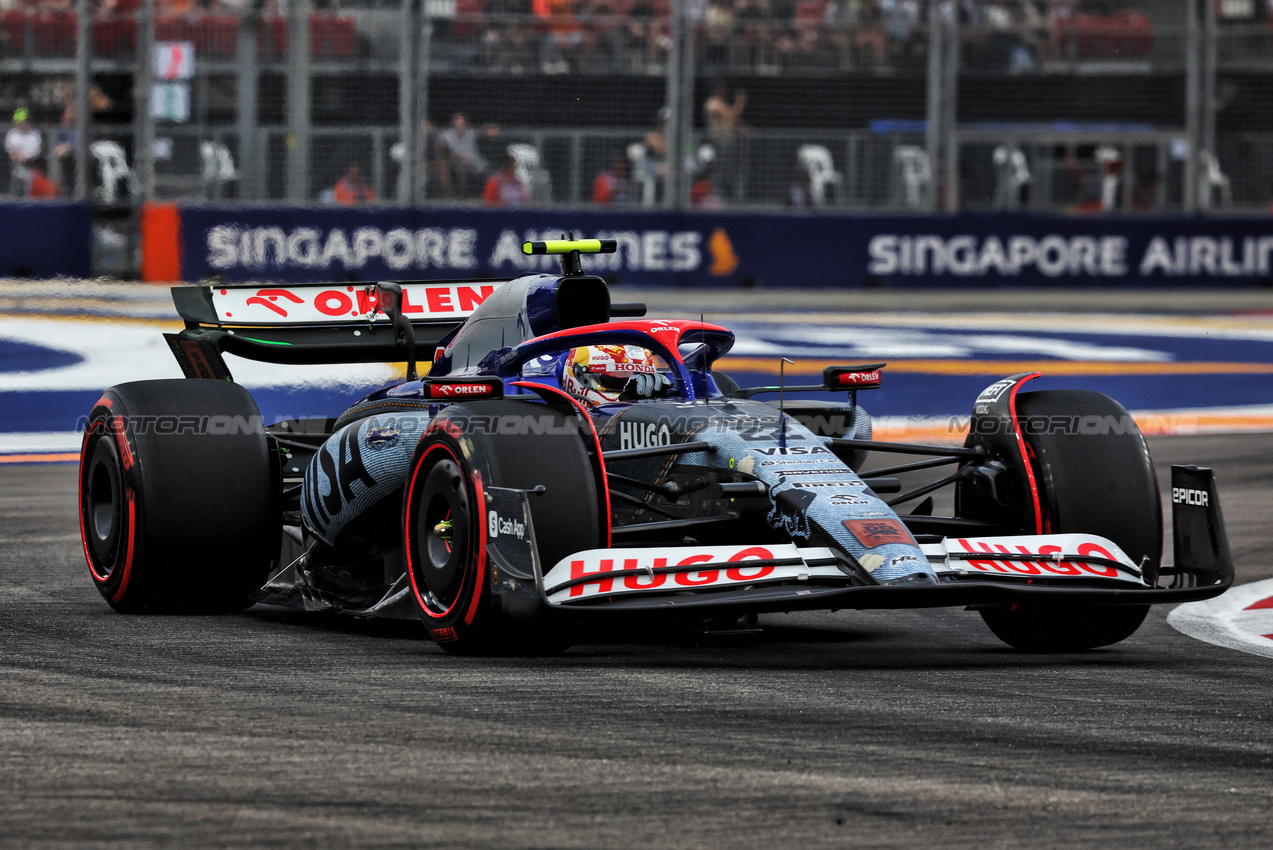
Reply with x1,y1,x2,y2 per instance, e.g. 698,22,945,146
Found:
165,279,506,380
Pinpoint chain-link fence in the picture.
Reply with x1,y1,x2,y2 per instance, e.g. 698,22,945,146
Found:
2,0,1271,215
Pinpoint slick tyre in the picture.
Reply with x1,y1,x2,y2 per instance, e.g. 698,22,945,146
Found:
79,379,279,613
980,390,1160,652
403,400,601,656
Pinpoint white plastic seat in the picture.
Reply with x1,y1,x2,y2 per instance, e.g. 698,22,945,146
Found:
89,140,138,204
627,141,657,207
891,145,931,210
508,142,552,202
797,143,843,207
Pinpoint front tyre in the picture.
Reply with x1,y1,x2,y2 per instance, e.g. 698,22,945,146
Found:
979,390,1159,652
403,400,601,655
404,437,487,640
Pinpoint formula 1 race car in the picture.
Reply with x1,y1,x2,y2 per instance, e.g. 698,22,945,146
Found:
78,239,1234,655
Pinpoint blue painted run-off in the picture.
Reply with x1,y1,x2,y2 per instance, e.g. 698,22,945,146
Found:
3,316,1272,435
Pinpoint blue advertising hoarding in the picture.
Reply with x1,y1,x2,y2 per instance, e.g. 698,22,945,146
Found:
174,205,1273,288
0,202,93,279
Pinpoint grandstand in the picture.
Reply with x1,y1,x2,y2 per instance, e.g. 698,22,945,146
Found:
0,1,1270,219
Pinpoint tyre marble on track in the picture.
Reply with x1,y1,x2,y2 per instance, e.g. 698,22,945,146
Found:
0,434,1270,848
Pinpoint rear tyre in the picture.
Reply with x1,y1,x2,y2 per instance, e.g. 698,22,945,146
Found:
979,390,1159,651
79,379,279,613
403,399,600,655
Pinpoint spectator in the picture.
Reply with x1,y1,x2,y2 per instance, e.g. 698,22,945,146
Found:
27,167,57,199
788,164,813,209
881,0,925,70
1132,165,1160,213
691,168,724,209
703,0,736,68
1060,145,1104,213
52,103,76,197
501,18,537,73
704,82,747,141
333,162,375,205
412,117,438,199
89,85,113,117
1048,0,1078,59
158,0,196,15
486,0,537,72
541,0,584,73
581,0,627,72
852,0,890,67
645,106,669,166
735,0,774,68
436,112,497,198
5,108,41,197
482,155,529,206
592,151,629,204
703,83,746,200
880,0,919,44
1019,0,1050,60
635,106,670,200
824,0,859,68
625,0,670,71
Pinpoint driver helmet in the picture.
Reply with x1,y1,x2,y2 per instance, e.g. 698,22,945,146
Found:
558,344,665,406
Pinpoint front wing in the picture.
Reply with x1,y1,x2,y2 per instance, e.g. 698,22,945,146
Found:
488,465,1233,619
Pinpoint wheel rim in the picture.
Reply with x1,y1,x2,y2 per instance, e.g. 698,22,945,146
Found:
414,456,472,616
84,436,123,573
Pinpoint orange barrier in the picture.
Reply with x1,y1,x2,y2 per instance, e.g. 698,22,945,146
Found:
139,202,182,284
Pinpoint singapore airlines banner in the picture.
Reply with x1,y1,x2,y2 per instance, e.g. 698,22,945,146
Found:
165,205,1273,288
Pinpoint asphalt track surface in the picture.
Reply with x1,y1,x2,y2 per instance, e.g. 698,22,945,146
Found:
3,433,1271,848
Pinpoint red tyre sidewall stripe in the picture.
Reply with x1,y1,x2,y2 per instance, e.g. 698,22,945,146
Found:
80,399,116,585
462,470,486,627
405,440,486,623
110,490,137,603
404,442,451,619
510,381,612,547
78,421,96,576
111,416,134,470
1007,373,1043,534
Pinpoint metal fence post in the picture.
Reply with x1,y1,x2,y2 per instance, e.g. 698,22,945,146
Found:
663,0,686,210
398,0,417,205
1203,0,1217,191
942,10,960,213
923,3,943,213
134,0,155,202
73,0,90,202
287,0,311,203
414,18,433,204
569,133,582,203
236,7,260,201
678,2,696,205
1184,0,1200,212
